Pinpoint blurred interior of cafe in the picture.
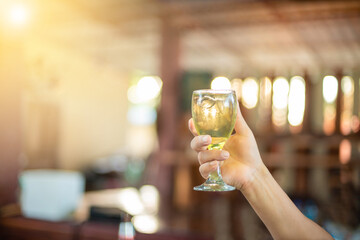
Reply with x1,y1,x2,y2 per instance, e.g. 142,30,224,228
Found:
0,0,359,239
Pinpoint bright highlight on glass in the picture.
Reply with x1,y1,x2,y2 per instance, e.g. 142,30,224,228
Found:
323,76,338,103
127,76,162,104
288,76,306,127
8,3,29,26
211,76,232,90
241,77,258,109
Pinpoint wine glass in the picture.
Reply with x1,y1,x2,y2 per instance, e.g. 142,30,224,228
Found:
192,89,237,191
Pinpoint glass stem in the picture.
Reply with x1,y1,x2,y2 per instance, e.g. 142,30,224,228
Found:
206,145,223,183
207,164,223,183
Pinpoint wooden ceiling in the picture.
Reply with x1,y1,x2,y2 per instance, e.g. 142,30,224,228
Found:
27,0,360,76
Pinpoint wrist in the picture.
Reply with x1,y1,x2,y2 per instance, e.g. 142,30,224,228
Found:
239,163,269,193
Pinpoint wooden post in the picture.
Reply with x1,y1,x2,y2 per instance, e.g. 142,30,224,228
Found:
303,71,312,133
158,18,180,151
335,69,343,134
0,35,23,206
153,17,181,208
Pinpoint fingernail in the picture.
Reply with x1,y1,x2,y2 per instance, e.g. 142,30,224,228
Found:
202,135,210,143
221,151,230,158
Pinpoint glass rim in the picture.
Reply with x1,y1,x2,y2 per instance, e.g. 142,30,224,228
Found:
193,89,235,94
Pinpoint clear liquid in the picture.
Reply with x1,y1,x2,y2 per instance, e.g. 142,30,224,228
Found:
192,90,237,150
208,137,227,150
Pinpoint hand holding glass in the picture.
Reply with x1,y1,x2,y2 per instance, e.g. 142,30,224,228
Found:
192,89,237,191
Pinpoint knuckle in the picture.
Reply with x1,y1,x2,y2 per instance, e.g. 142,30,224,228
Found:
197,151,203,163
192,136,202,151
198,151,209,164
199,165,208,179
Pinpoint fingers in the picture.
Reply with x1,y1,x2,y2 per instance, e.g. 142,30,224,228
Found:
198,150,229,165
199,161,218,179
197,150,229,179
234,102,251,135
190,135,211,152
188,119,198,136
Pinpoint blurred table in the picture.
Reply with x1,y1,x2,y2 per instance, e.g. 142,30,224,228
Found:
0,216,75,240
0,217,213,240
0,188,214,240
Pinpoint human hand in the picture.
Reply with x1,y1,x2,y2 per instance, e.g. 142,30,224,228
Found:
190,105,334,240
189,104,265,190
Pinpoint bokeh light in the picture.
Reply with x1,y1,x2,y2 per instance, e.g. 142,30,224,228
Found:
117,188,144,215
136,76,163,102
341,76,354,95
260,77,272,103
272,77,289,128
139,185,159,214
231,78,242,100
323,105,336,135
288,76,306,127
257,77,272,130
127,85,140,104
211,76,232,90
241,77,258,109
341,76,354,135
273,77,289,109
339,139,351,164
323,76,338,103
127,76,162,104
352,116,360,133
132,215,159,234
7,3,30,26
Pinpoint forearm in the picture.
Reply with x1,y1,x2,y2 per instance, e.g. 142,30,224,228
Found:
240,164,333,240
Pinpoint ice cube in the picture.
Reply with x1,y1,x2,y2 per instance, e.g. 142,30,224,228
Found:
199,96,216,108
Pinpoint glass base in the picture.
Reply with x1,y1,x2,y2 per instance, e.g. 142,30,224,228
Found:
193,182,236,192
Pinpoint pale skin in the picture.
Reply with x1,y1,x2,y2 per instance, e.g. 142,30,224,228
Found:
189,104,333,240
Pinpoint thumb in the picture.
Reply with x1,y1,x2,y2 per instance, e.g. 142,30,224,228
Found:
188,118,199,136
234,101,251,135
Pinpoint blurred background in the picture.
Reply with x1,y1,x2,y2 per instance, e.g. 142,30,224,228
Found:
0,0,359,239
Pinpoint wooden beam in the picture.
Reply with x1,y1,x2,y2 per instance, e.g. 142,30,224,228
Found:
71,0,360,32
264,1,325,67
168,0,360,30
